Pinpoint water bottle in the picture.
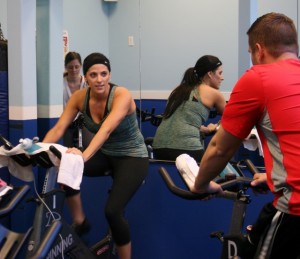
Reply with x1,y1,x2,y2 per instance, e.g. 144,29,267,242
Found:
219,162,240,178
19,137,41,154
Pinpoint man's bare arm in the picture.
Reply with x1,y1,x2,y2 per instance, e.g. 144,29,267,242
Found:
193,126,243,193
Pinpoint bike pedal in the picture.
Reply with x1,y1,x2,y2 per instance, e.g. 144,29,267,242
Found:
210,231,224,240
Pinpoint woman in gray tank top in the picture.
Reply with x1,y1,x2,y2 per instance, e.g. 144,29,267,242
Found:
152,55,226,161
43,52,148,259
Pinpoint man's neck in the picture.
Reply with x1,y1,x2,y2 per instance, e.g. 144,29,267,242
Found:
264,52,298,64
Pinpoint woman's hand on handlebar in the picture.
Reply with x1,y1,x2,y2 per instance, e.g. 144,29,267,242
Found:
66,147,83,157
191,181,224,200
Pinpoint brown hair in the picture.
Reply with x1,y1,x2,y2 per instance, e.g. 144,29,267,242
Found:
247,12,298,57
64,51,82,77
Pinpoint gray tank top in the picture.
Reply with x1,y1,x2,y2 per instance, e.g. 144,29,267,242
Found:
82,85,148,157
153,88,210,150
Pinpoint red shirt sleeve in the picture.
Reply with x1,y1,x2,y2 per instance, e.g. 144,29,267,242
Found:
222,68,265,139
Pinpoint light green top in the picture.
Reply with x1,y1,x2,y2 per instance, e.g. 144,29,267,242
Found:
153,88,210,150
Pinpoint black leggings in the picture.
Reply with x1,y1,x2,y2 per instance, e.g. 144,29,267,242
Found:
153,148,204,162
64,150,149,246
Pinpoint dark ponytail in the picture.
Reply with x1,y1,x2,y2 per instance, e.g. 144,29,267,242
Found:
163,55,222,119
163,67,200,119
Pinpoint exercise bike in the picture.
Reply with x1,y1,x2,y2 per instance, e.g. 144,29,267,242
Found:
0,178,63,259
0,135,117,259
158,158,268,259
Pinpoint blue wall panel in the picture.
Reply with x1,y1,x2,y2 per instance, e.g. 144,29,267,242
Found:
0,71,10,183
78,161,272,259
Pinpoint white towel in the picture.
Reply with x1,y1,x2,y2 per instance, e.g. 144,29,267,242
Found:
175,154,241,190
22,142,83,189
175,154,199,190
0,145,34,182
0,142,67,182
26,142,68,167
26,142,83,189
243,128,264,156
0,138,83,189
57,153,84,190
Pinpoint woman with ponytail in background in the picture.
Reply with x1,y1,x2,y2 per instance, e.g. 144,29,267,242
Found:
152,55,226,161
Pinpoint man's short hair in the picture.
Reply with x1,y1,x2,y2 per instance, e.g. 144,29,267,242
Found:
247,12,299,57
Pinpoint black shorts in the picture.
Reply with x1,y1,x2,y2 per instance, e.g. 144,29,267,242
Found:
247,202,300,259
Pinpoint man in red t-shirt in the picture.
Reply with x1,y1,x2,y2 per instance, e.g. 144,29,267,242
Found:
192,12,300,259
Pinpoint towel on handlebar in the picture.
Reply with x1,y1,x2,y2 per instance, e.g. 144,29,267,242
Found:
30,143,84,190
31,143,68,166
57,153,84,190
0,140,83,189
0,142,69,183
175,154,241,190
0,145,34,182
175,154,199,190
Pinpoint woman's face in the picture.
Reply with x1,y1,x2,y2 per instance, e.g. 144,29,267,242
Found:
85,64,111,94
209,65,224,89
65,59,82,77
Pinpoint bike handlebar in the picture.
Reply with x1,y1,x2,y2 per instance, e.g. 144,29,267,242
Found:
243,159,261,175
0,135,64,169
0,135,32,166
0,185,30,216
49,145,62,160
158,167,252,201
26,145,62,168
159,159,268,202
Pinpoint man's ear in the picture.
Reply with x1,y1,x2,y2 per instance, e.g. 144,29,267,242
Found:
255,43,265,63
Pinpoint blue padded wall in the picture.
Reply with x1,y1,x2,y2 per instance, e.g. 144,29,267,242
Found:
78,161,272,259
0,40,10,183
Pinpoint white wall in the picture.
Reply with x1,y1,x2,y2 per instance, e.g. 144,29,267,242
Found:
0,0,299,103
0,0,7,38
107,0,299,99
258,0,298,19
108,0,240,99
63,0,110,60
